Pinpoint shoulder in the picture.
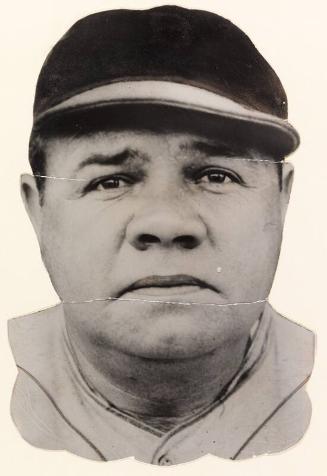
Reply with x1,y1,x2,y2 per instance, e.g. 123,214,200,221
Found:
8,305,102,458
235,304,315,459
268,304,315,379
8,304,63,368
270,305,314,342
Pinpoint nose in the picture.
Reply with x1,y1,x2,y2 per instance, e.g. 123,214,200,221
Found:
126,204,207,251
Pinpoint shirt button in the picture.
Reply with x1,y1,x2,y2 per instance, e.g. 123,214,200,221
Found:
158,455,173,466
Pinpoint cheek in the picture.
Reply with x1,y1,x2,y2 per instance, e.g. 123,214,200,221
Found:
207,193,283,299
39,200,126,300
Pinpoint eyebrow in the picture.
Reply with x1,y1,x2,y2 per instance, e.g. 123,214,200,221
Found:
75,148,149,173
188,140,252,158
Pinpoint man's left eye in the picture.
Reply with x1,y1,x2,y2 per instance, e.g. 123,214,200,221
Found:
198,171,232,184
195,170,240,186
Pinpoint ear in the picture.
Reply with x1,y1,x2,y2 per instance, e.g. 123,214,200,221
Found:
20,174,43,241
280,162,294,225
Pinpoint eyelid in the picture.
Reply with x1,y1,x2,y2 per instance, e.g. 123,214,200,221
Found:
82,173,137,194
191,166,244,184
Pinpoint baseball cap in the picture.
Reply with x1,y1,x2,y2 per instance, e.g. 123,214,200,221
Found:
31,6,299,157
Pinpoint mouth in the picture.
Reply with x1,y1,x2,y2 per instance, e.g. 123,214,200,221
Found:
118,275,219,298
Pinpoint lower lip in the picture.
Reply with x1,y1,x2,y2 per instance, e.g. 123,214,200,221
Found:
119,286,219,302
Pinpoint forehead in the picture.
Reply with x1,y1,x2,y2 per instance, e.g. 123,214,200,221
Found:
43,128,274,174
46,129,201,155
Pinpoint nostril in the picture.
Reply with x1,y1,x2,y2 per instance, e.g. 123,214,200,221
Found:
139,234,160,244
136,234,161,250
173,235,199,249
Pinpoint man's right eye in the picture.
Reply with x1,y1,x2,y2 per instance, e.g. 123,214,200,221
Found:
96,177,128,190
83,175,134,194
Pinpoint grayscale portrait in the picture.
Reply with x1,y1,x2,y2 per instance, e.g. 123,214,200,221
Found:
8,5,314,465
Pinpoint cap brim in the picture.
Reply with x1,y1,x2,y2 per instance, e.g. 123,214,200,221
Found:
34,80,300,157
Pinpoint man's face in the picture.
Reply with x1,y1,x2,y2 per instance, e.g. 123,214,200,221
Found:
23,128,293,360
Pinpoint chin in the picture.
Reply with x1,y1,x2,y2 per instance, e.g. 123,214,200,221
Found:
116,333,215,360
65,296,264,361
93,304,240,360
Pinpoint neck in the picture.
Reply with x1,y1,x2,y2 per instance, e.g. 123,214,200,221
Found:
67,336,249,418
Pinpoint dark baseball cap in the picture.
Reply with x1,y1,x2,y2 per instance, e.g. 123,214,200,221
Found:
31,6,299,157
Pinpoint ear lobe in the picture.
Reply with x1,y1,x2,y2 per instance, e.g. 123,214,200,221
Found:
20,174,43,241
280,162,294,224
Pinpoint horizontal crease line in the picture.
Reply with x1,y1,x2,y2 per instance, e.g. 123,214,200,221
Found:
62,296,268,307
33,174,86,182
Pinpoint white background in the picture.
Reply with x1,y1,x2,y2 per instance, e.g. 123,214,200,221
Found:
1,0,326,474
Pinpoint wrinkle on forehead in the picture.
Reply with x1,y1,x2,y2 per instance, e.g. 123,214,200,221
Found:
43,129,284,181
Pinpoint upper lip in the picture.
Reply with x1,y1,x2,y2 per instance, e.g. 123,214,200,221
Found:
118,274,219,297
